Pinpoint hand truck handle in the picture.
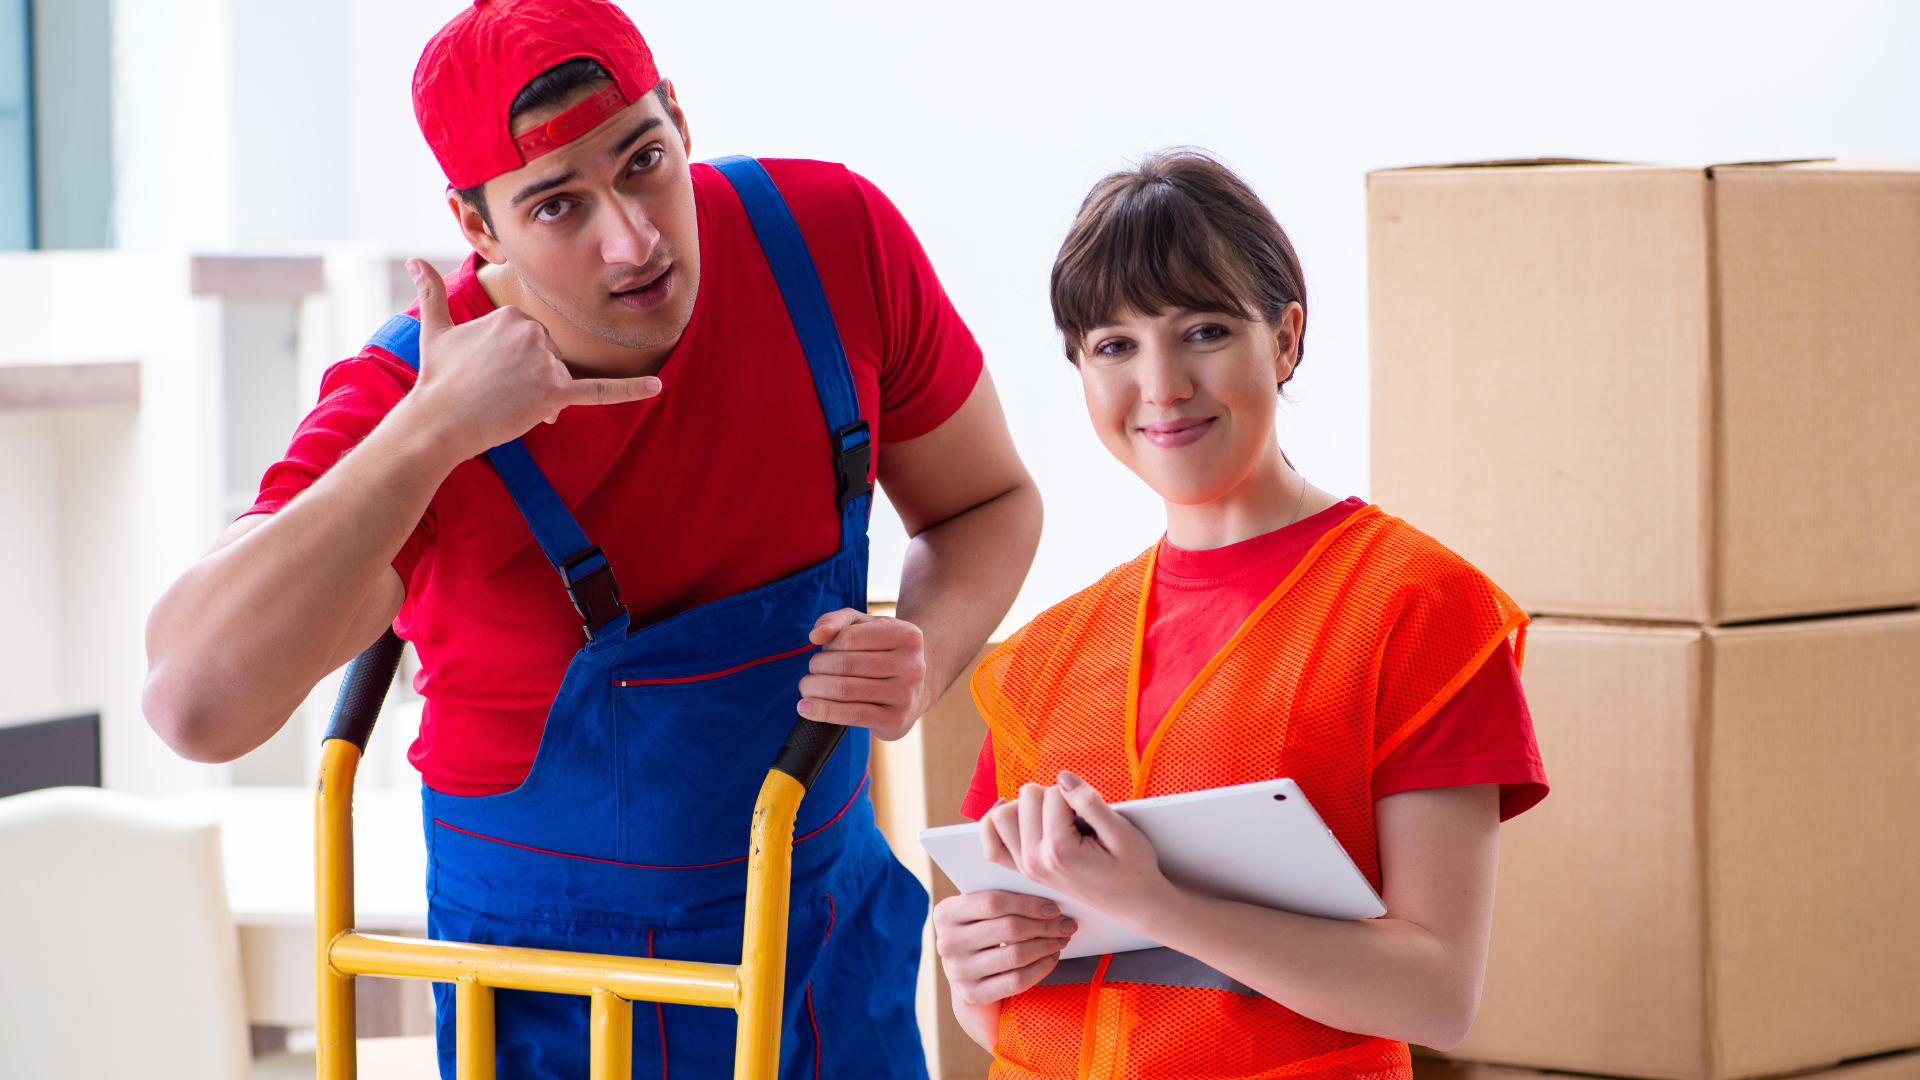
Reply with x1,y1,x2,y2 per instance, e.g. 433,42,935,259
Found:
316,628,403,1080
323,629,406,750
767,717,848,791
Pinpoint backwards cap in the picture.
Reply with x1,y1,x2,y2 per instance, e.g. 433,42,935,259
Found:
413,0,660,190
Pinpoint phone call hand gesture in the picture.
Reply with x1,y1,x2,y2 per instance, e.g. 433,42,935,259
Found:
402,258,662,461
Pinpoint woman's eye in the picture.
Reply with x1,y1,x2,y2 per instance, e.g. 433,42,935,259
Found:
1187,324,1229,342
1093,338,1131,356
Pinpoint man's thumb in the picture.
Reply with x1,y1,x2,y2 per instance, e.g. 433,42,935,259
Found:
410,258,453,336
809,607,865,646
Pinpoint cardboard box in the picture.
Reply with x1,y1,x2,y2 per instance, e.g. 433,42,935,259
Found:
1416,1048,1920,1080
870,642,997,1080
1370,160,1920,624
1444,613,1920,1080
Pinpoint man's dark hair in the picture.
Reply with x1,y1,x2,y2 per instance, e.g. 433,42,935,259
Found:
1050,150,1309,387
455,58,673,232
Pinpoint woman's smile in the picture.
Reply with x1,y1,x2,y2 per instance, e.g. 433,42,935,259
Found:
1137,415,1217,449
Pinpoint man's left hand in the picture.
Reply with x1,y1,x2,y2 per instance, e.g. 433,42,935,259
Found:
796,609,929,740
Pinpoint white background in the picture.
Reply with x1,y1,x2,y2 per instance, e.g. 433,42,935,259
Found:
0,0,1908,791
142,0,1920,615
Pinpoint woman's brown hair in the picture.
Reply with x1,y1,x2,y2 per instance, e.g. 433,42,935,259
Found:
1050,150,1308,386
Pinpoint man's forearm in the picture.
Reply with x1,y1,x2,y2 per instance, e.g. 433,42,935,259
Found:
892,477,1042,719
143,397,465,761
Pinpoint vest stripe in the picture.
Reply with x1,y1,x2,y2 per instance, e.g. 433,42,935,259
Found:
1037,947,1261,997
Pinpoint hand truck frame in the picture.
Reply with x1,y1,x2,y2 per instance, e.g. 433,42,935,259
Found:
314,630,850,1080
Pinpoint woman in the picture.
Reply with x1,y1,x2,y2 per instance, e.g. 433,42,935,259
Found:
932,151,1548,1080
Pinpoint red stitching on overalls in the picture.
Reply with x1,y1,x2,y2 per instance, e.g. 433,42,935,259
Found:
610,643,818,687
824,893,836,943
805,983,822,1080
431,773,869,869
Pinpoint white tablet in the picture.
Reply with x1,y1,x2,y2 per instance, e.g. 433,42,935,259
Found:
919,778,1386,959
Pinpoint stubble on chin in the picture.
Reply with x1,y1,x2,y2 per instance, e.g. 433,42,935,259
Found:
518,259,698,353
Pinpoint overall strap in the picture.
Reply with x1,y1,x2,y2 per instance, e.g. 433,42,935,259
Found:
705,155,873,549
364,314,629,643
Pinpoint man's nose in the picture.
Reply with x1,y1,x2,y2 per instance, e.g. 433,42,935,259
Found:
599,203,660,266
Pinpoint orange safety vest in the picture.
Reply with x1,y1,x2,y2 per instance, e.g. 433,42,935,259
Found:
971,505,1527,1080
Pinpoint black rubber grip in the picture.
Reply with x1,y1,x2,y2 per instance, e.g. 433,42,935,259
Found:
322,629,405,751
769,718,848,791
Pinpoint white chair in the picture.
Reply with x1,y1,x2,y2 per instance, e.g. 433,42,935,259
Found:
0,785,253,1080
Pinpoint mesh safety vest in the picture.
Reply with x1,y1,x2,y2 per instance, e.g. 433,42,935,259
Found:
971,506,1527,1080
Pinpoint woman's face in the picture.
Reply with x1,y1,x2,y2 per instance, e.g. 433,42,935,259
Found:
1075,303,1300,508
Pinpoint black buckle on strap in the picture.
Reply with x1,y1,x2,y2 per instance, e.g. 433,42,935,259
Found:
558,545,628,641
834,420,873,510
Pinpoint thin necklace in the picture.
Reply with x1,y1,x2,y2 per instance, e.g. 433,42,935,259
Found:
1285,470,1307,527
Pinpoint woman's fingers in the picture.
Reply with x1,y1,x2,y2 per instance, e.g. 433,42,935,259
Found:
933,890,1079,1005
934,888,1059,930
1016,782,1048,873
938,909,1077,979
953,950,1065,1007
984,799,1022,871
1056,769,1128,846
1040,783,1082,859
946,933,1071,982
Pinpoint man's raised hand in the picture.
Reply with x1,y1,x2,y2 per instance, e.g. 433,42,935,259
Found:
404,258,661,460
796,608,929,741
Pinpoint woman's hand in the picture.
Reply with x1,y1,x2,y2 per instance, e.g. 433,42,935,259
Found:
981,771,1176,924
932,890,1077,1006
932,887,1077,1052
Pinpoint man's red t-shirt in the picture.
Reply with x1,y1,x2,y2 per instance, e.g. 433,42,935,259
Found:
959,499,1549,822
250,160,983,796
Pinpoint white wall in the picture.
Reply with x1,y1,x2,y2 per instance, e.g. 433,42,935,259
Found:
83,0,1920,671
214,0,1914,614
0,253,228,794
112,0,234,250
629,0,1920,614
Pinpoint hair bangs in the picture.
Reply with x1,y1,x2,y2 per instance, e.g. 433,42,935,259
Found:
1050,150,1308,377
1053,182,1259,357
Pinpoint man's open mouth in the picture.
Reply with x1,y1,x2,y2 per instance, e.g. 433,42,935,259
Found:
611,263,673,307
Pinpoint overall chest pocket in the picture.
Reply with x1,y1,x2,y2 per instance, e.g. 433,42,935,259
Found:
609,646,864,868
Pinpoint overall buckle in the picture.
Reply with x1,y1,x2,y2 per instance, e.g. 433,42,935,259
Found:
558,545,628,641
834,420,873,510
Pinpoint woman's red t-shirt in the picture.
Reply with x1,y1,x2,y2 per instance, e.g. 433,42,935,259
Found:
960,498,1549,822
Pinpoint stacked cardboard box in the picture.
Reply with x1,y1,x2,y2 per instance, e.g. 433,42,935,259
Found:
1414,1048,1920,1080
1371,160,1920,1080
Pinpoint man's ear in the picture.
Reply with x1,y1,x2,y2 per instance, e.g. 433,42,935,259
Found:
448,191,506,265
660,79,691,156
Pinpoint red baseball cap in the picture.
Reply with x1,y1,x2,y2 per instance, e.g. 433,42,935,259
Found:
413,0,661,190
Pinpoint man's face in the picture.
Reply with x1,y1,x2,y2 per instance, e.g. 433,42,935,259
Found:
466,84,700,354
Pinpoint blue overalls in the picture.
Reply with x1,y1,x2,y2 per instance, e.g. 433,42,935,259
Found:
365,157,930,1080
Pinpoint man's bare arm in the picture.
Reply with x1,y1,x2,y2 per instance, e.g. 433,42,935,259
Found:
884,367,1041,711
786,365,1043,740
143,263,661,763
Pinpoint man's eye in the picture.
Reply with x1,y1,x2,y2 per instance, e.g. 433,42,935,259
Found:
629,147,664,174
533,199,571,223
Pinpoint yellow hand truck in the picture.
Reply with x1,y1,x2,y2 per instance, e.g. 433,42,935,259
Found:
315,630,850,1080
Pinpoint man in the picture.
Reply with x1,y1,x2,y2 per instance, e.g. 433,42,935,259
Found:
142,1,1041,1075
